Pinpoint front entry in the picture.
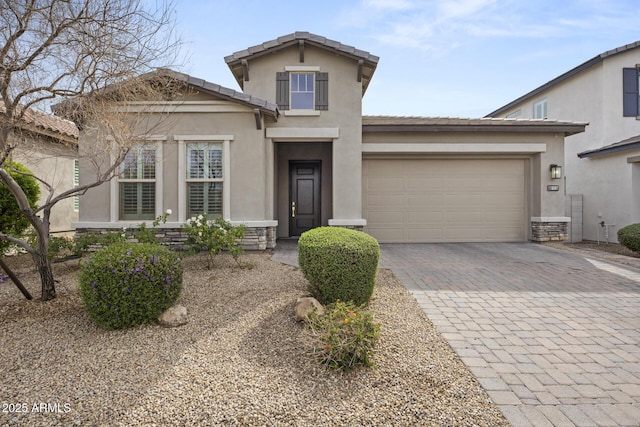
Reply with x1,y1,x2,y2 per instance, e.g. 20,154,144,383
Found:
289,161,321,236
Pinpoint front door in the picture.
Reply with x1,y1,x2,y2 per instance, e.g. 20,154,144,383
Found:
289,161,321,236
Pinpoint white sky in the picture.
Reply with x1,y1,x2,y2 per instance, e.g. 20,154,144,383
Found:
173,0,640,118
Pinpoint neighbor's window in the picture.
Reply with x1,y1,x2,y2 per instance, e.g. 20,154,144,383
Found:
186,142,223,218
623,67,640,117
119,145,156,220
506,110,521,119
533,99,547,119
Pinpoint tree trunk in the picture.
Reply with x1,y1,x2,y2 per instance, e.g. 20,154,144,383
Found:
34,236,56,301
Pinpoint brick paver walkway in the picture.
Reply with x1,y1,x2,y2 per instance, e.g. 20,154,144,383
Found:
273,241,640,426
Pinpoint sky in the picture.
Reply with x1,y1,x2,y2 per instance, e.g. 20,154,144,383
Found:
172,0,640,118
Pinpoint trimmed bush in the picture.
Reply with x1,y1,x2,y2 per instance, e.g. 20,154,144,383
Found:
618,223,640,253
308,301,381,371
298,227,380,305
79,243,182,329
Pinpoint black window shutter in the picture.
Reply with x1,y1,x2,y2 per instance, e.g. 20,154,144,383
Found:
276,72,289,110
315,72,328,111
623,67,639,117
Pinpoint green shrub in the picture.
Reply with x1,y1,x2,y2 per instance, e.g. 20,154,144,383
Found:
0,161,40,252
183,215,245,267
298,227,380,305
308,301,381,371
618,223,640,253
79,242,182,330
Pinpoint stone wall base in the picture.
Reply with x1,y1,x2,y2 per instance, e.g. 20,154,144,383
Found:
75,226,277,251
530,221,569,242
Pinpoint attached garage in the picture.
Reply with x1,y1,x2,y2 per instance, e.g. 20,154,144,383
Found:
363,158,527,243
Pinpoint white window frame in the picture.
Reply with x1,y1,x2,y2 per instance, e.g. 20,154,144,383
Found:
284,66,321,115
109,137,165,223
533,99,547,119
175,135,233,223
185,142,223,219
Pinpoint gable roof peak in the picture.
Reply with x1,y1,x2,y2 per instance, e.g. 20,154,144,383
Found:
225,32,379,95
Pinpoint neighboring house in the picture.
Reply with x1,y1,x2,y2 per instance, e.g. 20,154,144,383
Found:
5,106,79,235
487,41,640,243
72,32,585,248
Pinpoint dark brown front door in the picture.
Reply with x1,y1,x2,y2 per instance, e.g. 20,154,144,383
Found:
289,161,321,236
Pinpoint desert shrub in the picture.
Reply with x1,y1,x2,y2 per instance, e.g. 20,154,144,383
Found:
618,223,640,253
298,227,380,305
308,301,381,371
0,161,40,253
183,215,245,267
79,242,182,330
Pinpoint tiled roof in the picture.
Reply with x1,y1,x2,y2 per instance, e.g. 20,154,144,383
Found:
1,103,78,141
577,134,640,158
363,115,587,135
224,32,379,95
154,69,279,118
486,40,640,117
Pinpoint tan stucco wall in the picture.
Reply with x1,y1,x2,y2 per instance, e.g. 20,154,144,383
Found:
494,48,640,241
12,135,78,234
245,45,365,223
77,101,272,225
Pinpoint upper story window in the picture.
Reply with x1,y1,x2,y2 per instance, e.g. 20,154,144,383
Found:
290,73,314,109
506,110,521,119
276,69,328,112
119,145,156,220
533,99,547,119
623,67,640,117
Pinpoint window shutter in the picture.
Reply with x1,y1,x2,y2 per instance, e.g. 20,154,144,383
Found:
623,68,639,117
315,72,328,111
276,72,289,110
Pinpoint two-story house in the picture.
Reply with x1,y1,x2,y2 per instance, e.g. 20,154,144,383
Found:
487,41,640,243
72,32,585,248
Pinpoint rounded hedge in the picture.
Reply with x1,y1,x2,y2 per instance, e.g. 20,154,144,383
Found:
618,223,640,253
298,227,380,306
79,243,183,329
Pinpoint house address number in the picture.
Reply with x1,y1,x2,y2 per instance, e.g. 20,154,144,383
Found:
547,185,559,191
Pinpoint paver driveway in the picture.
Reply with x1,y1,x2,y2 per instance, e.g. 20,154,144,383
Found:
379,243,640,427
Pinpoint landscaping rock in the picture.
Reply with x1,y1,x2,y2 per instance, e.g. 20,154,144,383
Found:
158,304,188,327
294,296,324,321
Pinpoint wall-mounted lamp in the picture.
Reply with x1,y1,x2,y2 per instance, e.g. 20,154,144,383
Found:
550,164,562,179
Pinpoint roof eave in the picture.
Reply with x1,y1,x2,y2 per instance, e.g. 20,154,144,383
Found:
578,141,640,158
363,123,587,135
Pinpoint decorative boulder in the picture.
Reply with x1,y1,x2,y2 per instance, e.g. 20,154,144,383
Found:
158,305,188,328
295,297,324,322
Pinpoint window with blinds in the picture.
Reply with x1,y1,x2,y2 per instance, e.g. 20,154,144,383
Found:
119,146,156,220
186,143,223,218
73,159,79,212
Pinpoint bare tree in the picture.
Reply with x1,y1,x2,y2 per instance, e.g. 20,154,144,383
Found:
0,0,182,301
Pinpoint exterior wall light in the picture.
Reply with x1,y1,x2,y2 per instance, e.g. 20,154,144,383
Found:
550,164,562,179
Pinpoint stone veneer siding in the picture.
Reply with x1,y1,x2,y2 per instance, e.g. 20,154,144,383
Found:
530,221,569,242
75,226,277,251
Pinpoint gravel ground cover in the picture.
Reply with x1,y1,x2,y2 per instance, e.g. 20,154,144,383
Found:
0,252,508,426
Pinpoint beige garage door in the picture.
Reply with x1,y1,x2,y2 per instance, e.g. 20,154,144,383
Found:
363,159,526,243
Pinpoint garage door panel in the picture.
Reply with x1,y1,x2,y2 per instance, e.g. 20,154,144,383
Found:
363,159,526,243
